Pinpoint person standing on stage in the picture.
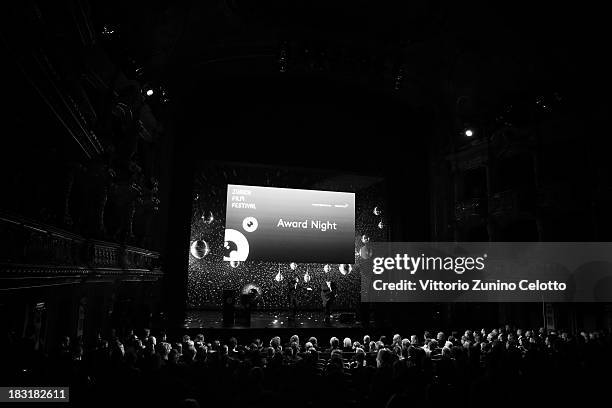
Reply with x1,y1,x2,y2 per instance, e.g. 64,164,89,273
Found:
288,276,300,319
321,279,337,322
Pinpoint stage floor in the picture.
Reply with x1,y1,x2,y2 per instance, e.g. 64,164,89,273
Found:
184,310,361,330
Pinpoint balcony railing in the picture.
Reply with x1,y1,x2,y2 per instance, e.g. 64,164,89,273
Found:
455,198,486,222
0,211,161,290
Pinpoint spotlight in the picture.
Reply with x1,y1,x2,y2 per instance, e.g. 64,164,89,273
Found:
159,87,169,104
101,24,118,39
464,129,474,137
135,66,145,79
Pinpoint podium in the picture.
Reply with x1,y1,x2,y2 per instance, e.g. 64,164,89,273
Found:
235,294,253,327
222,290,236,326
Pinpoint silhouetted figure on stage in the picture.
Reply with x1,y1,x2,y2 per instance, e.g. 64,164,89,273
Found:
246,288,263,309
321,279,337,323
287,276,300,319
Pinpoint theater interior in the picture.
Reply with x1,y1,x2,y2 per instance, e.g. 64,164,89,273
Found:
1,1,611,407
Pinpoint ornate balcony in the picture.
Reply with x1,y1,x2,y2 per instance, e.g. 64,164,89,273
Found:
0,211,162,291
454,198,486,223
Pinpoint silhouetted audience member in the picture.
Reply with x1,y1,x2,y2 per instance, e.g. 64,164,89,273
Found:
4,325,610,408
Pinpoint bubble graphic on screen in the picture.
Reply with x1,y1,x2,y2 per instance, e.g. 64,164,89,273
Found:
201,211,214,224
188,166,388,310
378,221,385,229
223,229,249,261
373,206,382,216
361,234,370,244
290,262,298,270
229,260,240,268
359,245,373,259
339,264,353,275
242,283,261,295
190,240,210,259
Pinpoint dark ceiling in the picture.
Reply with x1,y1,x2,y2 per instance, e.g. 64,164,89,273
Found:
85,1,605,99
2,1,608,171
81,1,608,149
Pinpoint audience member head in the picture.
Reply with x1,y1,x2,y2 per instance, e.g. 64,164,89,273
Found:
220,344,229,356
343,337,352,349
290,341,299,355
248,366,265,390
183,344,197,362
355,347,366,364
363,335,371,346
195,344,207,362
168,348,180,364
330,337,340,350
179,399,200,408
376,348,393,369
174,342,183,355
270,336,281,350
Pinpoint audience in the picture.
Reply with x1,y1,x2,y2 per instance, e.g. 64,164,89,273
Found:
2,325,610,408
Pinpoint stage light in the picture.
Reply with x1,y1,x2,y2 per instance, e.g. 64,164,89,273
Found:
279,43,288,73
465,129,474,137
101,24,117,38
146,89,154,96
359,246,373,259
135,66,145,79
339,264,353,275
190,240,209,259
159,88,169,104
201,211,214,224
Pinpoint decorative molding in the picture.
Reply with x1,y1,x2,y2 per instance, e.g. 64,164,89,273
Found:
0,212,162,290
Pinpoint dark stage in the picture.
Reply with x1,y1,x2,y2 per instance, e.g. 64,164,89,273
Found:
2,2,612,407
181,310,368,341
184,310,361,329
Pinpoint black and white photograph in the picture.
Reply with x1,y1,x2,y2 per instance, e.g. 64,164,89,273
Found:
0,1,610,407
